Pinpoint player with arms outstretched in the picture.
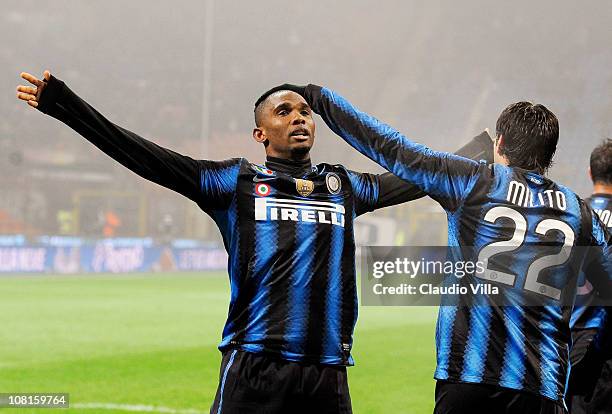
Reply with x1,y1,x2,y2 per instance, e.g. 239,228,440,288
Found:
279,83,612,413
16,71,492,413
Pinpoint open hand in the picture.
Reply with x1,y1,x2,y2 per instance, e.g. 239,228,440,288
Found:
16,70,51,108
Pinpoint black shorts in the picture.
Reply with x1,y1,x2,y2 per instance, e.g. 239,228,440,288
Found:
569,359,612,414
434,380,565,414
210,349,352,414
567,327,611,413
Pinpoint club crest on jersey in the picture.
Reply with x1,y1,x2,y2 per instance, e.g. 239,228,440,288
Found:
255,183,271,197
326,173,341,194
295,179,314,197
252,164,275,177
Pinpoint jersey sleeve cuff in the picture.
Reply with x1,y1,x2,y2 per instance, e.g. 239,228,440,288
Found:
37,75,66,115
304,84,323,111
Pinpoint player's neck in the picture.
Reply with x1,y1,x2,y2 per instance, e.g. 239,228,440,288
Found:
592,182,612,196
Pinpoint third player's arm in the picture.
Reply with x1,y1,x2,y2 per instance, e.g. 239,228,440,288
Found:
585,215,612,301
303,85,485,211
583,213,612,361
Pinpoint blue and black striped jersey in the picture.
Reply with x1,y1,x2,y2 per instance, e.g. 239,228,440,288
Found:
205,158,393,365
302,84,612,402
36,76,434,366
572,194,611,332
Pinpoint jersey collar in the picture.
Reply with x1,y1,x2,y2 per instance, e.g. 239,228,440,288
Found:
265,156,313,177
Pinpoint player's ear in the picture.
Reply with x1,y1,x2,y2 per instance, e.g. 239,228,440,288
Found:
253,127,266,144
588,167,593,182
495,134,504,153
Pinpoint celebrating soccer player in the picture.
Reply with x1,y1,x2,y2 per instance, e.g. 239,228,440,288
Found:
284,83,612,413
568,139,612,413
16,71,491,413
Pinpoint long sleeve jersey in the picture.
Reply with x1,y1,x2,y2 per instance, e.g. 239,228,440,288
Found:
571,194,612,367
300,84,612,402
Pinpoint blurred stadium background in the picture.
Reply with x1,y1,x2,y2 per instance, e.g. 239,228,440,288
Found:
1,1,610,412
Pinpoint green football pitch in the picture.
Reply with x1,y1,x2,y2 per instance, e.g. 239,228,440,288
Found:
0,273,438,413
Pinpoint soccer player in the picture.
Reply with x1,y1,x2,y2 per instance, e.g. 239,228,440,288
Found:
16,71,492,413
568,139,612,414
281,83,612,413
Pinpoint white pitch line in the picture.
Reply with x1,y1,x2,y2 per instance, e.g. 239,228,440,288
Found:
72,402,207,414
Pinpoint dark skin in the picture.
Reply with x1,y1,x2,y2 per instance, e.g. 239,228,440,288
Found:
253,91,315,161
16,70,51,108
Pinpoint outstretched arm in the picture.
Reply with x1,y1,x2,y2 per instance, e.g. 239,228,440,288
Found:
264,84,486,211
350,131,494,214
17,71,240,209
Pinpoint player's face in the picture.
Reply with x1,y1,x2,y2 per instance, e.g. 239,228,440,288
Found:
255,91,315,160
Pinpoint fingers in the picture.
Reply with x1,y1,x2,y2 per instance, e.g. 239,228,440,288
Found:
17,92,37,101
17,71,49,109
20,72,42,86
17,85,37,95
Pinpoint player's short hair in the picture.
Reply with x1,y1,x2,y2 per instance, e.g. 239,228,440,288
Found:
254,87,292,127
254,99,268,127
495,101,559,173
590,138,612,184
